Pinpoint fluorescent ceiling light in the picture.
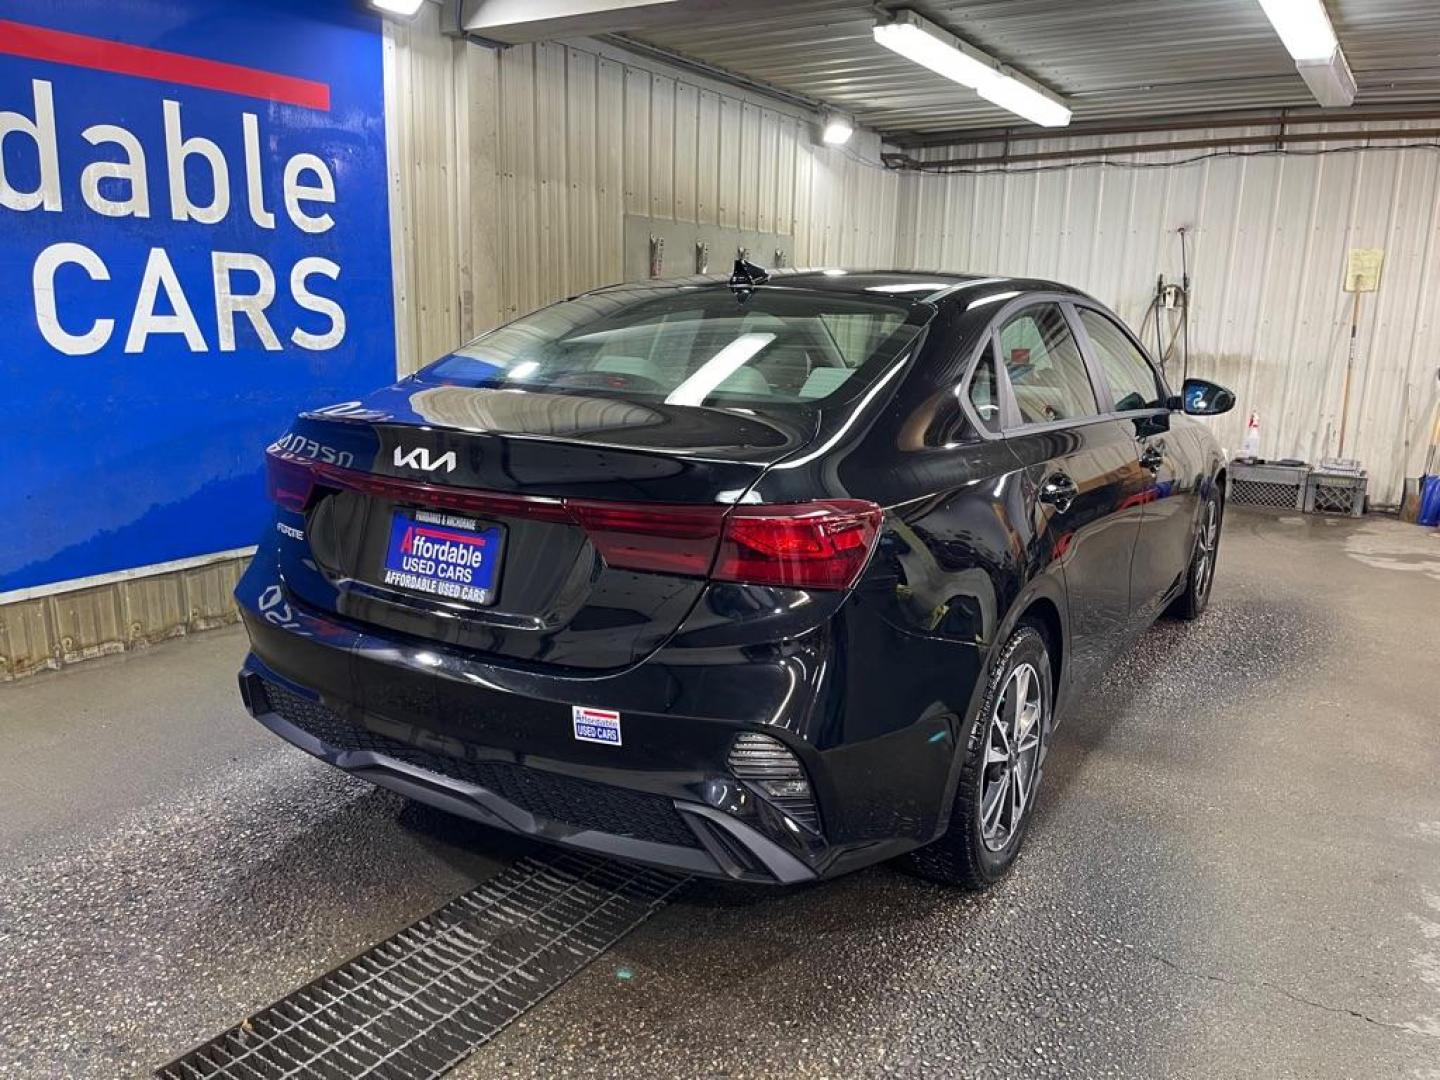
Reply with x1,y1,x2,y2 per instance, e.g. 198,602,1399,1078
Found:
1255,0,1338,61
1255,0,1354,107
821,114,855,145
978,78,1072,129
1297,49,1356,106
872,19,999,89
872,11,1071,128
372,0,425,16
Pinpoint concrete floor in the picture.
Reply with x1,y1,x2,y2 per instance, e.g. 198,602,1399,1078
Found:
1,510,1437,1079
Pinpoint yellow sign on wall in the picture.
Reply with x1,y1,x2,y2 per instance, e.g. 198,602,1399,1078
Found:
1345,248,1384,292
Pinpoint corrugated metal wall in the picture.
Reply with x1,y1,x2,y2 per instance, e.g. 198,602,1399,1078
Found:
897,127,1440,505
384,6,902,375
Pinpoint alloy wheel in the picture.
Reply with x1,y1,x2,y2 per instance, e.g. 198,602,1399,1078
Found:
980,661,1044,852
1194,499,1219,599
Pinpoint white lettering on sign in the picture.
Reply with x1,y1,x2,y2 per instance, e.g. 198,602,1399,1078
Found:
291,257,344,351
213,251,281,352
0,79,61,212
2,77,348,356
164,99,229,225
32,242,113,355
381,569,486,603
241,113,274,230
80,124,149,218
283,153,335,234
126,247,207,353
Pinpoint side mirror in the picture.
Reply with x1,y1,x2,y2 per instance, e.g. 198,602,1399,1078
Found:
1179,378,1235,416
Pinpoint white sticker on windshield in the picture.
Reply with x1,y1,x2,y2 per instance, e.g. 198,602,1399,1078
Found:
572,706,622,746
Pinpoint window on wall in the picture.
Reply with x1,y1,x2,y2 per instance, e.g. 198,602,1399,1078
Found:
996,304,1099,425
1078,309,1165,412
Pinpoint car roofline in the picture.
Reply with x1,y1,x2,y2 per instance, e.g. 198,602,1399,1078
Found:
576,268,1095,310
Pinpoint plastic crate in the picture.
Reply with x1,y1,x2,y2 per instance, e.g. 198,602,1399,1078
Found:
1305,470,1367,516
1228,460,1308,511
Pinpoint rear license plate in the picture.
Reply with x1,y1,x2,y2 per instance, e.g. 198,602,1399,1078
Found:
382,509,504,606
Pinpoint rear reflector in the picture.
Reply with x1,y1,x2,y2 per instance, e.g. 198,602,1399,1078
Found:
728,732,820,831
266,457,881,590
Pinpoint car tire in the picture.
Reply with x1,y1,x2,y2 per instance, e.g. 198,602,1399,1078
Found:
1168,486,1223,621
902,622,1053,890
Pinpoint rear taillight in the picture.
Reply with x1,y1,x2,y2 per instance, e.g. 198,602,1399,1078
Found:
714,500,883,590
264,459,881,589
567,503,726,577
558,499,882,588
265,451,317,513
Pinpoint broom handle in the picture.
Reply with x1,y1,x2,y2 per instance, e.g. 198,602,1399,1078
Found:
1339,294,1360,458
1426,396,1440,476
1424,367,1440,477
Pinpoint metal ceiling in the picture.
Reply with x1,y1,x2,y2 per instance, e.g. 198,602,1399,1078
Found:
619,0,1440,141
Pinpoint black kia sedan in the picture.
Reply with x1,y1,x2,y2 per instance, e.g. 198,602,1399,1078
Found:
236,267,1234,889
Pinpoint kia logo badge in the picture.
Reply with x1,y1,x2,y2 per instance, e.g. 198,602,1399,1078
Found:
393,446,457,473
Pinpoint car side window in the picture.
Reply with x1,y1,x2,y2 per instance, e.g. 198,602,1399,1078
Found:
996,304,1099,425
967,342,1003,434
1078,308,1165,412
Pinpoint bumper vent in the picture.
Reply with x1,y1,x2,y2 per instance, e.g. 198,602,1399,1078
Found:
261,681,702,849
727,732,819,832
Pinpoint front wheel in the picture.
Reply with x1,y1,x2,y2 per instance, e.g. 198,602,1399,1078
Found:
1169,487,1223,620
902,622,1053,889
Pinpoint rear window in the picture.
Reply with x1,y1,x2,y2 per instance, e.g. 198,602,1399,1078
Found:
422,287,928,411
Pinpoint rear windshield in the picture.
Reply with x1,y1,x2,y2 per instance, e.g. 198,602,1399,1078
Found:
421,287,930,411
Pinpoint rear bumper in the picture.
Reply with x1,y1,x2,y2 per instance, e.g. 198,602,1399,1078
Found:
235,547,966,883
239,664,816,882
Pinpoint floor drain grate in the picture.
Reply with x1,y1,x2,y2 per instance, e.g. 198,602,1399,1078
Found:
157,852,686,1079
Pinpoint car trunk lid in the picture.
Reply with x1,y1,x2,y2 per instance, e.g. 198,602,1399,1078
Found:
268,380,815,671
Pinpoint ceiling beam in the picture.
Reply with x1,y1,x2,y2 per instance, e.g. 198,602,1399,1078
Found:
887,124,1440,170
887,103,1440,149
450,0,774,45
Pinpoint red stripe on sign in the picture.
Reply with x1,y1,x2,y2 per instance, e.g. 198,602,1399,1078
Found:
0,19,331,110
414,527,488,546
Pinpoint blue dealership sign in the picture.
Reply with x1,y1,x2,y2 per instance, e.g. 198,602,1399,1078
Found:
0,0,394,592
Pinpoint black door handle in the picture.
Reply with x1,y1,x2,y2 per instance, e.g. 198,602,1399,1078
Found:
1039,471,1078,513
1139,444,1164,472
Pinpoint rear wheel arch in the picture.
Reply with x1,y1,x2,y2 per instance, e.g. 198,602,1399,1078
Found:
1017,596,1063,695
1207,465,1227,507
925,580,1065,848
963,581,1067,734
904,617,1055,888
1196,464,1226,541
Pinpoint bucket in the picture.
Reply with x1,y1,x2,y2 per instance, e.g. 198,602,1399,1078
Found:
1420,475,1440,527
